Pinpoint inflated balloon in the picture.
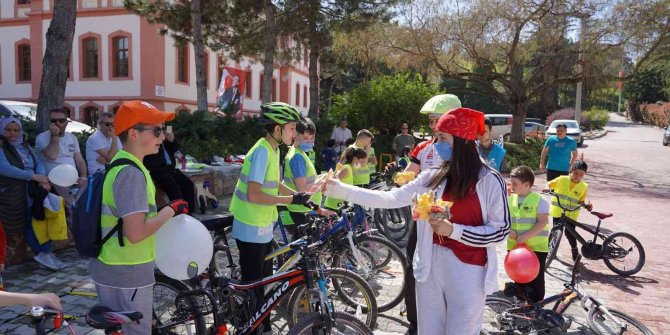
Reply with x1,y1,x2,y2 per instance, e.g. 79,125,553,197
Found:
155,214,213,280
48,164,79,187
504,244,540,284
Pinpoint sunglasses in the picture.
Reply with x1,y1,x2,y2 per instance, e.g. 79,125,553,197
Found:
102,122,113,127
133,125,166,137
50,118,67,124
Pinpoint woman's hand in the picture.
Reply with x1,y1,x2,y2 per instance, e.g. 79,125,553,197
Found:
31,174,49,184
428,217,454,237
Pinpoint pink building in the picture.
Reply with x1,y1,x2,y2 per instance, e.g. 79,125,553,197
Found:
0,0,314,124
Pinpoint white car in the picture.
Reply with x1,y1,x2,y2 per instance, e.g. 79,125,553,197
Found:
0,100,93,133
546,119,583,147
484,114,513,140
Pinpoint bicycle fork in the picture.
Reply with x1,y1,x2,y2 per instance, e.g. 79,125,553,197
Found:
347,231,371,277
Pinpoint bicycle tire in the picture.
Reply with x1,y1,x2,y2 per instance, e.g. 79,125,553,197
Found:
286,268,378,329
333,234,407,312
545,227,564,270
483,297,540,334
373,207,410,245
287,311,373,335
153,274,207,335
587,307,653,335
602,232,646,276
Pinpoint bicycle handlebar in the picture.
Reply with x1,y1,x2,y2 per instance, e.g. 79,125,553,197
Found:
542,190,590,213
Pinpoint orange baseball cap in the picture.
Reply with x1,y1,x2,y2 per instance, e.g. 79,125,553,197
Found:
113,100,175,136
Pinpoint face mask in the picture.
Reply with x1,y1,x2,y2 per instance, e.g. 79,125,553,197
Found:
299,142,314,152
434,141,453,161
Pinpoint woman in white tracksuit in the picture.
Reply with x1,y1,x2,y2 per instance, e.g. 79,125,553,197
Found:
324,107,510,335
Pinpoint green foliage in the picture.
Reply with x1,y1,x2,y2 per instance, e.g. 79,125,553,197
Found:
504,139,545,172
329,73,441,135
624,65,669,103
581,108,610,130
170,111,264,162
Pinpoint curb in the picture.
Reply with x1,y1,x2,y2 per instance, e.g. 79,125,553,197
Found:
584,129,608,140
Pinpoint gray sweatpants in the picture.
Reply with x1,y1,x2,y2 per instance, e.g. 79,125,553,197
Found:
94,283,153,335
416,245,486,335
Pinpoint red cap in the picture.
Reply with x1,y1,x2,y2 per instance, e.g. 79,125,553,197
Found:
114,101,175,136
435,107,486,140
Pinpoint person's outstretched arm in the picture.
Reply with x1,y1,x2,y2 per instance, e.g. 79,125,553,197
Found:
0,291,61,310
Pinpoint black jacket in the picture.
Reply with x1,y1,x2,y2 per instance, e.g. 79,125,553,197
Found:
143,138,181,175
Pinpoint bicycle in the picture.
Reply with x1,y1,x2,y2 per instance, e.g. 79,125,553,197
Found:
367,169,413,246
30,304,142,335
544,191,645,276
155,233,372,335
482,255,653,335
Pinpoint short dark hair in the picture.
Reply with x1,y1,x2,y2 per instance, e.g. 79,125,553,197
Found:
99,112,115,120
345,137,356,146
484,117,492,130
326,139,336,147
572,160,588,172
510,165,535,186
296,118,316,135
356,129,373,140
49,108,67,116
341,147,368,164
556,123,568,129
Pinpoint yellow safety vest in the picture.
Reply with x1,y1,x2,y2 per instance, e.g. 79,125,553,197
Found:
229,138,280,227
324,164,354,210
549,176,588,221
283,146,322,213
507,192,548,252
99,150,156,265
349,144,371,185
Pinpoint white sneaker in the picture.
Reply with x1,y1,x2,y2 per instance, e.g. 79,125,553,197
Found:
48,253,67,269
34,253,59,271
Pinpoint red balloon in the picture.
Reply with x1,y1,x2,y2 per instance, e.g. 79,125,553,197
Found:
504,244,540,283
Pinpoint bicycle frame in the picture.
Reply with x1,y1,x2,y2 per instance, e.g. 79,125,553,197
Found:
554,214,606,247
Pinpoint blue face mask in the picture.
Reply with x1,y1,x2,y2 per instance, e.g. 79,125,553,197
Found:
299,142,315,153
434,141,452,161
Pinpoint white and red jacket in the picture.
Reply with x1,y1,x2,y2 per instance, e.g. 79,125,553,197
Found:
410,139,443,171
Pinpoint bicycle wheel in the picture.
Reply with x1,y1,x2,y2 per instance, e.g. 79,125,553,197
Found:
287,311,373,335
153,274,207,335
545,227,564,270
483,297,538,335
587,307,653,335
286,268,378,329
333,234,407,312
373,207,410,246
602,232,646,276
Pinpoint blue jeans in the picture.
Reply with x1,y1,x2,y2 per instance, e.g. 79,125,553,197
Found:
23,206,52,255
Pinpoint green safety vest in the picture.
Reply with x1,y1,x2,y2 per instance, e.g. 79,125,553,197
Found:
99,150,157,265
230,138,280,227
324,164,354,210
549,176,588,221
349,144,371,185
507,192,548,252
307,149,316,165
283,146,322,213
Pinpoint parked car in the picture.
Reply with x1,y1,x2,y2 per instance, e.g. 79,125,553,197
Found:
484,114,513,140
546,119,583,147
525,121,547,139
0,100,93,133
663,124,670,146
526,117,543,124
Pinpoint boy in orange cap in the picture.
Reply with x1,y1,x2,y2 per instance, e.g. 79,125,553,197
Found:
89,101,189,335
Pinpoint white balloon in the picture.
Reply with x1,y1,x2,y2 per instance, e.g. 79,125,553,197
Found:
155,214,213,280
48,164,79,187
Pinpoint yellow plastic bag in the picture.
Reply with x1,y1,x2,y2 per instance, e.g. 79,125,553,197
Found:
32,194,68,244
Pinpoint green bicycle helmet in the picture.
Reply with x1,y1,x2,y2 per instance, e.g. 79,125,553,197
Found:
260,102,304,125
420,94,462,115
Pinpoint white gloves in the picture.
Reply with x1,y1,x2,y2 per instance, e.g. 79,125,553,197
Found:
322,179,354,200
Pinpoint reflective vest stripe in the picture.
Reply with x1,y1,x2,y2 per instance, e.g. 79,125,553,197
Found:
238,174,278,189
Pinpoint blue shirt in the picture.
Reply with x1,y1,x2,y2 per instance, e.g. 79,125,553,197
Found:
289,154,307,178
0,144,45,181
544,136,577,172
322,148,338,171
232,145,276,243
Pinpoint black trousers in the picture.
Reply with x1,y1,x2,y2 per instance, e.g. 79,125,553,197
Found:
546,169,569,182
516,251,547,303
404,219,418,326
151,169,196,212
236,239,273,332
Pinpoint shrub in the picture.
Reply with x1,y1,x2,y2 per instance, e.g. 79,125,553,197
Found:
504,139,545,172
582,108,610,130
640,102,670,128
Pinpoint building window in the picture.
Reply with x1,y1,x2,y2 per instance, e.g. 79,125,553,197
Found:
177,45,189,83
17,0,31,4
112,36,129,78
303,85,308,107
17,44,31,82
245,71,252,98
82,106,99,126
203,52,209,88
82,37,98,78
295,83,300,106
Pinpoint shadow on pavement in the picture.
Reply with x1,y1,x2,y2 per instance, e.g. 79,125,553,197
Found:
579,266,658,296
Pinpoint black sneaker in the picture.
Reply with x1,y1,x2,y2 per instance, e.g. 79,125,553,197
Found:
405,323,417,335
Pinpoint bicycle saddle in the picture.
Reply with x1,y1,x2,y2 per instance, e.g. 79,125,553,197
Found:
591,211,613,219
86,305,143,330
199,213,234,232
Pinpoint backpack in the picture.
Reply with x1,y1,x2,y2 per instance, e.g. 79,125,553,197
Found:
72,158,142,258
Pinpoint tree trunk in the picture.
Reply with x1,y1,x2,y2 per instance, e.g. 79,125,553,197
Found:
36,0,77,131
510,102,527,143
308,41,320,119
191,0,208,111
262,0,275,103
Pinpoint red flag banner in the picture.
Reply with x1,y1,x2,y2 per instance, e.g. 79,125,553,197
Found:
617,70,624,92
216,67,249,115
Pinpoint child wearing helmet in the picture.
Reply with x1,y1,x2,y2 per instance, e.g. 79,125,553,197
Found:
229,102,311,334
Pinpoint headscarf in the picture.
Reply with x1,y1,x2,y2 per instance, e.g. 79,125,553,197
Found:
435,107,486,141
0,116,24,145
